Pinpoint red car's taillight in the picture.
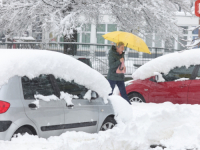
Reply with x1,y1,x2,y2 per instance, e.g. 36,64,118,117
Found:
0,101,10,114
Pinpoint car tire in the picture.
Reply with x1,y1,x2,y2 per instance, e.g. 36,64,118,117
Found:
128,92,145,103
13,127,34,137
100,117,117,131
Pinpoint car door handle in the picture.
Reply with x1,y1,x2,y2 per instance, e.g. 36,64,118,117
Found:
28,103,37,109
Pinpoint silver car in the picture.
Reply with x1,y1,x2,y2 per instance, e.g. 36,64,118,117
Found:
0,74,116,140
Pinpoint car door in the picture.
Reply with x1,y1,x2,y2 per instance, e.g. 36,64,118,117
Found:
55,78,99,133
188,65,200,104
149,80,173,103
149,65,195,104
20,75,65,138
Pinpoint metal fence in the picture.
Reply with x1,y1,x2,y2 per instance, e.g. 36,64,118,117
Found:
0,42,180,75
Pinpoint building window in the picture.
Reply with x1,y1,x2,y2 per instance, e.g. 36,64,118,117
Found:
192,27,198,34
155,34,162,47
107,24,117,32
97,24,106,32
82,33,90,47
81,24,91,47
97,34,104,44
146,34,153,47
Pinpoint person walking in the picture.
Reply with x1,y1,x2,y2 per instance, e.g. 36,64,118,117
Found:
107,41,131,105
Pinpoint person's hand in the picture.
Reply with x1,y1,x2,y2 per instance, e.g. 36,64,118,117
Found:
120,58,124,62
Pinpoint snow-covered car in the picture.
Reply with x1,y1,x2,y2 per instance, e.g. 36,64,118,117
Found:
126,49,200,104
0,49,116,141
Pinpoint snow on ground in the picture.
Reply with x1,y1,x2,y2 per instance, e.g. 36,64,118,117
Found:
132,49,200,80
0,49,111,103
1,101,200,150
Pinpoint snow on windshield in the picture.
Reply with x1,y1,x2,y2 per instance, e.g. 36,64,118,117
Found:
132,49,200,80
0,49,111,103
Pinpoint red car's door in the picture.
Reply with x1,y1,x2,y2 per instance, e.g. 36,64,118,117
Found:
149,65,195,104
188,65,200,104
149,81,173,103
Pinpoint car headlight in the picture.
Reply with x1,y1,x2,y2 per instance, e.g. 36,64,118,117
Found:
125,82,133,87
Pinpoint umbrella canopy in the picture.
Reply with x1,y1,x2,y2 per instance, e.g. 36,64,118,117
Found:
102,31,151,54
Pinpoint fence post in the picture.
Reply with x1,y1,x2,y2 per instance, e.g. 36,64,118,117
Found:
155,48,157,58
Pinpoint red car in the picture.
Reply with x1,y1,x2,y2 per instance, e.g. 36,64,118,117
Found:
126,64,200,104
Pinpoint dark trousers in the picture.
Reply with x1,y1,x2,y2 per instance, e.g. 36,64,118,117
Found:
108,80,131,104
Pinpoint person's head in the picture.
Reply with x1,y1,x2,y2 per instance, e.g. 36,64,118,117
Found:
116,42,124,54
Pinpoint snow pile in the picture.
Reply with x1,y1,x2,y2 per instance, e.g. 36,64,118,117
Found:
2,102,200,149
153,72,165,82
31,100,40,108
109,95,133,123
60,92,78,105
83,90,92,101
0,49,111,103
132,49,200,80
34,94,59,102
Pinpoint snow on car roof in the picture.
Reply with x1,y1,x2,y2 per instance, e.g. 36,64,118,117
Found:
0,49,111,103
132,49,200,80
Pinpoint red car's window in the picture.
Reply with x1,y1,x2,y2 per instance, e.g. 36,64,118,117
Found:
162,65,195,82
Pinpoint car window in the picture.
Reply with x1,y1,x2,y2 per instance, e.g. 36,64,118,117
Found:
162,65,195,82
195,67,200,79
21,75,55,100
56,78,88,99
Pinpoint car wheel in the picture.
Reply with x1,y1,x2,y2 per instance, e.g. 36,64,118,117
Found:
128,93,145,103
13,127,34,137
100,117,117,131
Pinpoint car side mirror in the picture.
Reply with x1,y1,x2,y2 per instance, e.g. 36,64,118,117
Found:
154,72,165,82
155,75,159,82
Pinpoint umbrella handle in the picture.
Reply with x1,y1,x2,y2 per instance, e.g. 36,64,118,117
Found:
125,43,128,51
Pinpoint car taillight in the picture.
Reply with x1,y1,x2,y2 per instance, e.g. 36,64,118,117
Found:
0,101,10,114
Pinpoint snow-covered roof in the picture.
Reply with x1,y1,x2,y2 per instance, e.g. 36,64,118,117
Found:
132,49,200,80
13,36,35,41
0,49,111,103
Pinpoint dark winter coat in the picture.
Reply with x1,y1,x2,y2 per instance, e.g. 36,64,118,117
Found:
107,45,125,81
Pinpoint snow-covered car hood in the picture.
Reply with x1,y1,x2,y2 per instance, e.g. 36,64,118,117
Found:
0,49,111,103
132,49,200,80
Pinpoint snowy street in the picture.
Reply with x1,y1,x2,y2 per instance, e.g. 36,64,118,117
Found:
1,100,200,150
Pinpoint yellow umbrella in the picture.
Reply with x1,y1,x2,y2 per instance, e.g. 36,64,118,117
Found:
102,31,151,54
